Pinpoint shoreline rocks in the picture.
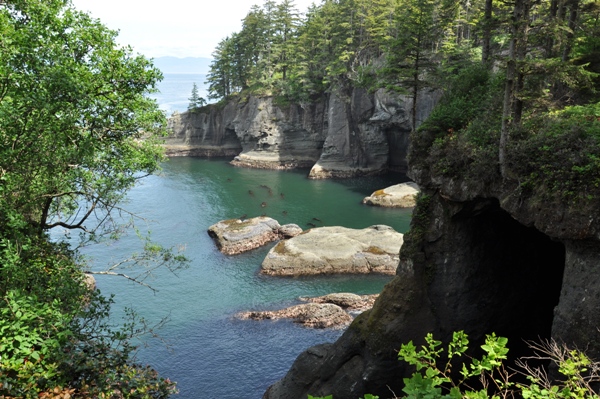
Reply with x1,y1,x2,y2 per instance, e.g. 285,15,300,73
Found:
237,293,379,329
238,303,352,329
300,293,379,312
362,182,420,208
261,225,403,276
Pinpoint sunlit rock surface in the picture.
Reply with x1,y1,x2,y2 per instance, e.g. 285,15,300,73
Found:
261,225,403,276
207,216,281,255
362,181,420,208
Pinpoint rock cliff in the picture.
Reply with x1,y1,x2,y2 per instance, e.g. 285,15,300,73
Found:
166,88,439,177
263,126,600,397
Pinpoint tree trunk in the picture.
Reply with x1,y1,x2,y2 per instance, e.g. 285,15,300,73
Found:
500,0,530,177
482,0,493,65
562,0,580,62
512,0,530,126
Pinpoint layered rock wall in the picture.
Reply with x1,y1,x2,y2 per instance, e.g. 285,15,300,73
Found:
166,89,439,177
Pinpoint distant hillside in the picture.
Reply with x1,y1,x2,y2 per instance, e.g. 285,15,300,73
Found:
152,57,212,74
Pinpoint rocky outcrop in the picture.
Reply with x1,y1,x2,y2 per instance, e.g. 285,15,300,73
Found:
362,181,420,208
261,225,403,276
238,303,353,329
83,273,96,291
264,140,600,398
237,293,379,329
166,89,440,177
165,110,242,157
207,217,302,255
300,293,379,313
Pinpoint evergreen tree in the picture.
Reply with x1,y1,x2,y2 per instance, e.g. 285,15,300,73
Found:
188,82,206,111
381,0,444,132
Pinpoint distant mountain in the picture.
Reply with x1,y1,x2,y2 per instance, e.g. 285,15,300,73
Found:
152,57,212,75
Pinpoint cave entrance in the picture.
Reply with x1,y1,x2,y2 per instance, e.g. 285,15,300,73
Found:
438,199,566,359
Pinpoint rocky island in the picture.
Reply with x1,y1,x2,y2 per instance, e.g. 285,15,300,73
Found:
261,225,403,276
237,293,379,329
207,216,302,255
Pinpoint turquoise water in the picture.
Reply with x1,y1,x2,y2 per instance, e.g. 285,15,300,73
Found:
82,157,413,398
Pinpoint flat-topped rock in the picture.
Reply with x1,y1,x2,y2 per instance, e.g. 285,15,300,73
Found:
208,216,281,255
261,225,403,276
362,182,420,208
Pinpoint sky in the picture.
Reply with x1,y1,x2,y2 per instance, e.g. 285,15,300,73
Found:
70,0,318,59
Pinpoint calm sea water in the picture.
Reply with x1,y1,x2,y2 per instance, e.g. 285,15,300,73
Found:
81,76,413,398
151,74,209,115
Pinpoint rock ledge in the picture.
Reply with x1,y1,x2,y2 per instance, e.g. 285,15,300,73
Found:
237,293,379,328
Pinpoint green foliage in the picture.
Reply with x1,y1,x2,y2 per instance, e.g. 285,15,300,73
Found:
507,104,600,203
410,63,503,185
0,291,71,396
0,0,184,397
0,0,167,239
188,82,206,111
398,332,600,399
399,331,511,399
306,332,600,399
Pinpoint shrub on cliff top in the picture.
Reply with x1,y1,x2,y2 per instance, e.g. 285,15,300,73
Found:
508,103,600,203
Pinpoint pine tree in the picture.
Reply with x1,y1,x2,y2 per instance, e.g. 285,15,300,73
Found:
188,82,206,111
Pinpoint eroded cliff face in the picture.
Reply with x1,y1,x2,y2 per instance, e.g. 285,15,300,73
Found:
264,147,600,398
166,88,439,177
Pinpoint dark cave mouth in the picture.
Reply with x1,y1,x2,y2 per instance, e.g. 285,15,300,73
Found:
465,200,566,358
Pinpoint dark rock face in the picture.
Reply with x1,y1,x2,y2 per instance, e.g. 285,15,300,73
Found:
264,194,569,398
165,109,242,157
265,160,600,398
165,89,440,177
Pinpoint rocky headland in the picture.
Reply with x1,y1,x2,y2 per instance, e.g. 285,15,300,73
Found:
166,88,439,178
171,67,600,399
261,225,403,276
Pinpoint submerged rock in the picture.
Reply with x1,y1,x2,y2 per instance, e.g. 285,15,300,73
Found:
362,181,420,208
261,225,403,276
208,216,281,255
